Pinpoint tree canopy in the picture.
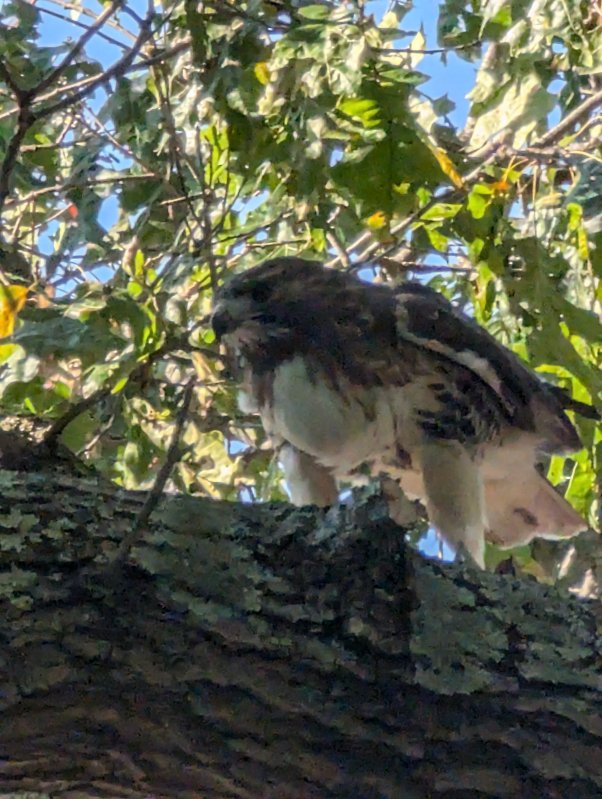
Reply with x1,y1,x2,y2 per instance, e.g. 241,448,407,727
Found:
0,0,600,579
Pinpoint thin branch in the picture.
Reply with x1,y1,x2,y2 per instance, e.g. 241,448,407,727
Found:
0,6,157,224
538,87,602,147
130,40,189,70
36,5,129,49
152,62,200,211
41,0,137,41
326,232,351,268
0,61,36,222
35,9,156,120
114,377,196,563
0,104,36,220
379,41,480,56
0,42,188,126
34,0,124,96
327,88,602,270
44,386,112,446
2,73,103,117
81,108,181,197
377,257,473,274
5,173,158,210
43,333,189,450
77,412,116,458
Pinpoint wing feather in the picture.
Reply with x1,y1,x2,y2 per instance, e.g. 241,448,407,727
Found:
392,282,583,451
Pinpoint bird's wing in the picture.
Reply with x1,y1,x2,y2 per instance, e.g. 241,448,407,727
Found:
392,282,584,452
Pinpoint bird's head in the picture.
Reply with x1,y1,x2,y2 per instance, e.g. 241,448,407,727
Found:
211,257,327,345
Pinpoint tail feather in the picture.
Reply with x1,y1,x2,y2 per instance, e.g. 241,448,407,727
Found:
485,469,587,549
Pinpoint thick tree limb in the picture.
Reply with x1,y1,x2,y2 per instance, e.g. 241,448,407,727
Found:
0,467,600,799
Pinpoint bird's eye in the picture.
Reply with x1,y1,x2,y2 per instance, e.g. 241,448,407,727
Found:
227,279,271,304
248,282,271,304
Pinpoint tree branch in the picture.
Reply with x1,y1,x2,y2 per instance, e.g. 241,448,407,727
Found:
115,377,196,562
36,4,130,49
0,103,36,220
35,8,156,120
33,0,124,96
43,335,189,450
0,468,600,798
43,386,112,447
538,87,602,147
327,88,602,270
0,6,157,223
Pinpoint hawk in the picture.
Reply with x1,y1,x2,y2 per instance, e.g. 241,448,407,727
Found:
212,257,599,567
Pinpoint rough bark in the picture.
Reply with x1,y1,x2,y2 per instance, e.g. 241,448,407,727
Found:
0,466,600,799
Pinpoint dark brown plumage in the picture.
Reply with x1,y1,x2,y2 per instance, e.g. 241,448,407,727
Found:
212,257,598,566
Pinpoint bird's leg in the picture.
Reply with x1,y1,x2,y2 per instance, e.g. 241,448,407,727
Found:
380,477,420,528
420,439,486,568
279,443,338,506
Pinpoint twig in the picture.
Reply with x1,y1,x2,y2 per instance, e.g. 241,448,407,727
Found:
0,6,156,221
5,173,159,210
43,335,187,449
35,8,155,120
326,232,351,268
36,4,129,49
379,41,480,56
44,387,111,447
0,41,190,122
0,104,36,219
77,412,116,457
327,88,602,270
114,377,196,563
34,0,123,96
117,39,190,72
538,87,602,147
0,63,34,222
0,42,187,123
333,198,443,268
151,60,200,219
41,0,137,41
377,257,473,274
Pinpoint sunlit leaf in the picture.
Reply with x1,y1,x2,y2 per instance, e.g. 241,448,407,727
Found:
366,211,388,229
428,145,464,188
0,285,28,338
254,61,271,85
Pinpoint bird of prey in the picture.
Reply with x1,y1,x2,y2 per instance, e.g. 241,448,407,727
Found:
212,257,599,567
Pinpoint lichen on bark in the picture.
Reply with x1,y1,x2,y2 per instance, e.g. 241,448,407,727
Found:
0,468,600,799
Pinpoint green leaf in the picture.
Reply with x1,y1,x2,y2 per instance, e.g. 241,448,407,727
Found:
297,5,332,21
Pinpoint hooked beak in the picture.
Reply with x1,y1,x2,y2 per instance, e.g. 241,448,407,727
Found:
211,302,235,341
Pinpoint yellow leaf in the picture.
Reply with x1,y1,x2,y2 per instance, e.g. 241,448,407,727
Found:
430,145,464,188
134,249,145,277
254,62,270,86
577,227,589,260
490,178,510,194
393,181,410,195
0,284,28,338
366,210,388,230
